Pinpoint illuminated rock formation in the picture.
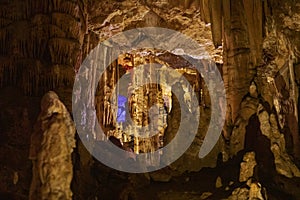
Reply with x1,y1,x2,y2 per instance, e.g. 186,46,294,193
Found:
29,91,75,200
1,0,300,199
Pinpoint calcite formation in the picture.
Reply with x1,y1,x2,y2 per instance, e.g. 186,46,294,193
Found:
229,83,259,156
257,106,300,178
1,0,300,199
0,0,87,96
29,91,76,200
239,152,257,182
228,180,266,200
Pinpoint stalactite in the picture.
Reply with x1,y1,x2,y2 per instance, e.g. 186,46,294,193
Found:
52,0,62,13
27,0,51,17
0,58,12,88
8,59,18,86
53,1,81,19
0,18,12,28
244,0,263,66
0,2,25,20
0,4,9,18
111,60,118,127
52,13,81,39
50,24,66,38
25,0,31,18
8,60,75,96
287,57,300,160
17,38,27,58
49,38,80,66
134,135,139,154
199,0,211,23
0,28,9,55
103,46,108,127
209,0,222,47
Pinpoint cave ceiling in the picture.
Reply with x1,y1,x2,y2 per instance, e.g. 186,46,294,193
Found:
86,0,222,63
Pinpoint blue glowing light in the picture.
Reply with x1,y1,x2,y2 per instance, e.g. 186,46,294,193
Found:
117,95,127,122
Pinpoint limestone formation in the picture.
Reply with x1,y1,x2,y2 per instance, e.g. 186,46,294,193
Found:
29,91,76,200
227,187,249,200
215,176,222,188
228,180,266,200
1,0,300,199
249,182,265,200
239,152,257,182
0,0,87,97
249,82,258,98
229,95,259,156
257,106,300,178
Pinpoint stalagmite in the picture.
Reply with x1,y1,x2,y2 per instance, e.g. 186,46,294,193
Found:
29,91,76,200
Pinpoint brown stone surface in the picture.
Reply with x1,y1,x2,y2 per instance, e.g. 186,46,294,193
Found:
239,152,257,182
29,91,76,200
257,105,300,178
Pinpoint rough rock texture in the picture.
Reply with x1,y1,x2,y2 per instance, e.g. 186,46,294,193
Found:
227,176,267,200
87,0,221,62
29,91,76,200
259,13,300,162
215,176,222,188
229,84,259,156
227,187,249,200
203,0,300,165
257,105,300,178
227,181,266,200
217,0,263,123
239,152,257,182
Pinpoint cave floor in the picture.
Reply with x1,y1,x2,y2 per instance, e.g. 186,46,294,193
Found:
89,154,299,200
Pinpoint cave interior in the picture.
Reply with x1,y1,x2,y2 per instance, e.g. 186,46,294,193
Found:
1,0,300,199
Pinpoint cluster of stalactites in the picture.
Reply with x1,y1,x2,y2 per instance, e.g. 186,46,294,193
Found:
0,0,87,95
